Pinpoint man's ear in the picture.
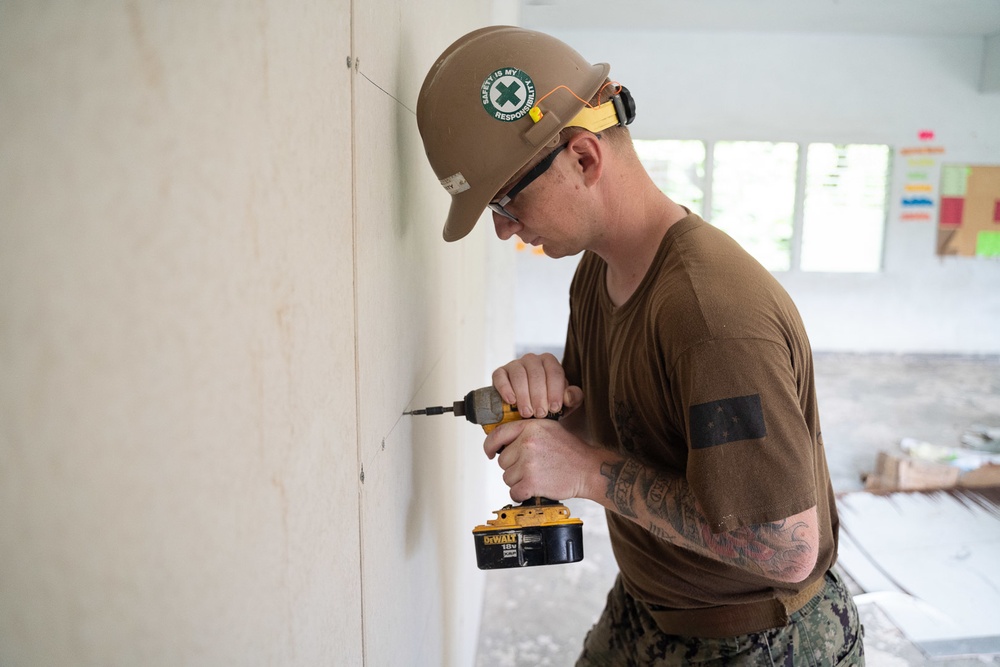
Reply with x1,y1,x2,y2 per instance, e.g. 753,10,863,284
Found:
566,132,603,187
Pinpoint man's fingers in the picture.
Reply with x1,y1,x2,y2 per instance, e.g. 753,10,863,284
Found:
491,367,516,406
483,421,524,460
540,353,567,414
523,353,552,417
508,484,532,504
495,439,519,470
564,386,584,410
493,362,531,415
492,352,570,419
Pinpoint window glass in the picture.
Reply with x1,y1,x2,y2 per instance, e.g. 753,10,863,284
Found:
711,141,799,271
801,144,890,272
633,140,706,216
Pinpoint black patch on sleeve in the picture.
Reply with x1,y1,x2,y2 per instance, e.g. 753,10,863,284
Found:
689,394,767,449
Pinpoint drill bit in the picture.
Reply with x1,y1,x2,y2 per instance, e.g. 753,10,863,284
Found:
403,401,466,417
403,405,452,415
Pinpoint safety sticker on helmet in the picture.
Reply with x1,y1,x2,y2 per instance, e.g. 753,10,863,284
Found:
440,172,471,195
481,68,536,123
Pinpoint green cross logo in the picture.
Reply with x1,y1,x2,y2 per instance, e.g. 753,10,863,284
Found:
481,67,536,122
494,81,522,108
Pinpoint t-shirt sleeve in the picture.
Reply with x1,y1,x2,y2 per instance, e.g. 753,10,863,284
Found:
669,337,818,533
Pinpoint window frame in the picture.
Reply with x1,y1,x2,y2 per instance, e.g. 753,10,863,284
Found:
634,138,893,273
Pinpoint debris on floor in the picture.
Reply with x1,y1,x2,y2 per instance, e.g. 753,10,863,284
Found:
863,425,1000,492
836,486,1000,659
960,425,1000,453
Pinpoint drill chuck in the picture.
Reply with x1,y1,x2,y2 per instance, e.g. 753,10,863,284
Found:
404,386,517,431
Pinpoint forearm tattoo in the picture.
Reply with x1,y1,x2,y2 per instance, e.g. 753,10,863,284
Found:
600,458,812,579
601,459,642,518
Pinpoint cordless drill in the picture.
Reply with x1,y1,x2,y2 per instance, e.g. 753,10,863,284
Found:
405,385,584,570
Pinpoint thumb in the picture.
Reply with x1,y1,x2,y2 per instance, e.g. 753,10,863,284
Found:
563,386,584,411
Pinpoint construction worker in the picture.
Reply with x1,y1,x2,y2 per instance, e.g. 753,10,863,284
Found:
417,26,864,665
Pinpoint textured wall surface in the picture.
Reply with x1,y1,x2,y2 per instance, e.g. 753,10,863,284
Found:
350,0,509,665
0,2,505,665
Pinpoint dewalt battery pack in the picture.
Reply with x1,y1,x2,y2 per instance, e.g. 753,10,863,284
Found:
472,498,583,570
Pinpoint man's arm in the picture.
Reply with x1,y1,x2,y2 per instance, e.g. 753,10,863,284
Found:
596,454,818,583
488,353,818,584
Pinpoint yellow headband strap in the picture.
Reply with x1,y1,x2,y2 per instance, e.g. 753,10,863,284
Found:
566,98,621,134
528,82,629,133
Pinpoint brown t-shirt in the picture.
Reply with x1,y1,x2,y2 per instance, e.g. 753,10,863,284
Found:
562,214,838,635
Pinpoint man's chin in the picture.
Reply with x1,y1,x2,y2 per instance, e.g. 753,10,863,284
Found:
542,245,581,259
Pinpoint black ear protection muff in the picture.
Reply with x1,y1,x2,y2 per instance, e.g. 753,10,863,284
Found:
612,85,637,126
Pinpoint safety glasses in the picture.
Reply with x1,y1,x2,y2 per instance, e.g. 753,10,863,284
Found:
488,143,568,222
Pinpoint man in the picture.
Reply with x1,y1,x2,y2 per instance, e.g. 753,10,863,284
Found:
417,26,864,665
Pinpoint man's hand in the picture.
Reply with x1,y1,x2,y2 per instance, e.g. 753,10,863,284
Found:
483,419,599,503
492,352,583,419
486,353,591,502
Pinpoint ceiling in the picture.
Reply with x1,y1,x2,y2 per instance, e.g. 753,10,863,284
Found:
520,0,1000,37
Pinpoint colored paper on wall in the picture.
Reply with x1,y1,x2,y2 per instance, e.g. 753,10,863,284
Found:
900,145,944,223
940,165,970,197
976,230,1000,257
937,164,1000,256
900,146,945,155
939,197,964,226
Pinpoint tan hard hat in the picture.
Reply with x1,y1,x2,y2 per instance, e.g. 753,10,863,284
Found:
417,26,611,242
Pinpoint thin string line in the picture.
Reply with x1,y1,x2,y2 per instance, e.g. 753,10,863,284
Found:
364,349,448,472
358,68,417,116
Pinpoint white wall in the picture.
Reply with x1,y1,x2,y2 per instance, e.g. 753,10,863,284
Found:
513,29,1000,354
0,2,509,666
352,3,514,665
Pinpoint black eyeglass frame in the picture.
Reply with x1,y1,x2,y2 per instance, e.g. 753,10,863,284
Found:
488,143,568,222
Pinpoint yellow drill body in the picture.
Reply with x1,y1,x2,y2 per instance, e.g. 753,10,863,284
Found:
405,385,584,569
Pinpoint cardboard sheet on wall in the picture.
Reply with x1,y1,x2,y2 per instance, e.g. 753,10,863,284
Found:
937,164,1000,257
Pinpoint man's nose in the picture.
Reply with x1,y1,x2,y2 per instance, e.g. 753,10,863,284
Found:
492,212,521,241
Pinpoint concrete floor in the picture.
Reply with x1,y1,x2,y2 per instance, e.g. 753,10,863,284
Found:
475,353,1000,666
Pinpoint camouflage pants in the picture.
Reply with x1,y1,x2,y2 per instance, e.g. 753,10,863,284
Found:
577,569,864,666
